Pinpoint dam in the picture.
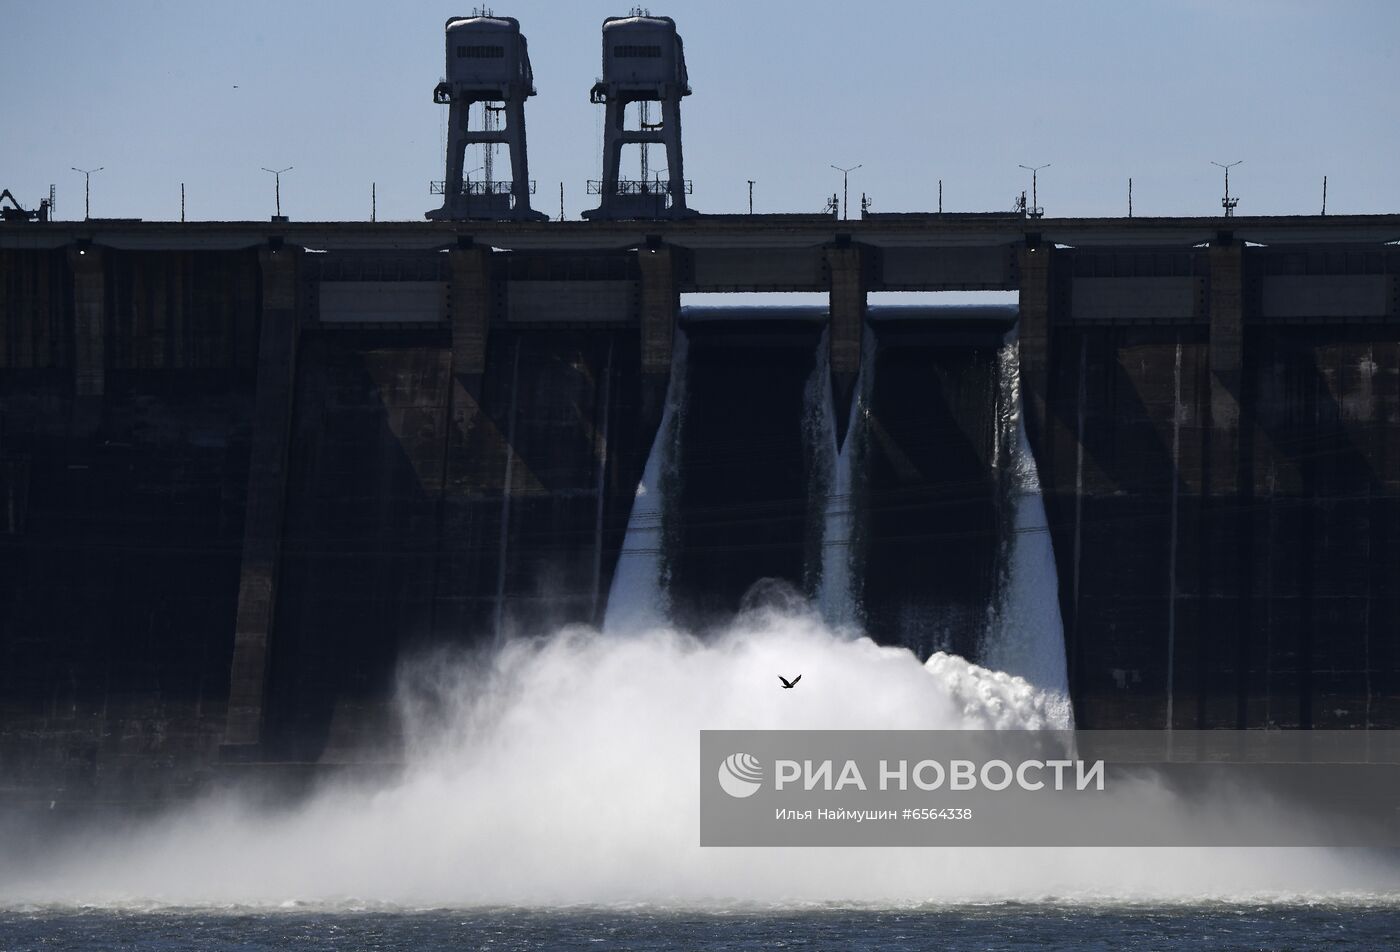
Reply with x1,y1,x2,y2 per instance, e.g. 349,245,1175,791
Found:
2,211,1399,805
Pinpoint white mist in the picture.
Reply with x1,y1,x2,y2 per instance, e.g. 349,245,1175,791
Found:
3,612,1395,908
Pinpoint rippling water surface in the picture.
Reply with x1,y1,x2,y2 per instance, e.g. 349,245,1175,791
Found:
2,903,1397,951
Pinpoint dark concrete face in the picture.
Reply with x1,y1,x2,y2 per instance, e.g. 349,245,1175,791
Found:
0,371,253,799
0,249,260,801
459,329,646,640
264,330,450,762
1240,327,1400,731
666,322,822,631
262,327,647,762
860,335,1004,660
1042,325,1201,729
1042,321,1400,731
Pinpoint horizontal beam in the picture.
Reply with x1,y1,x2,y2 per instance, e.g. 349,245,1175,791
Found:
3,213,1398,254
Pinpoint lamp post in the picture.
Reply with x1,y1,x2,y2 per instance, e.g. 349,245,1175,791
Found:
261,166,293,218
1211,160,1242,217
70,167,103,220
830,164,861,220
462,166,484,214
1018,163,1050,218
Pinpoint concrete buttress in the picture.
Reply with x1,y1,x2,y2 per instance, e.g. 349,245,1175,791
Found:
68,245,105,435
638,244,677,434
1017,241,1052,455
223,245,301,755
826,243,865,448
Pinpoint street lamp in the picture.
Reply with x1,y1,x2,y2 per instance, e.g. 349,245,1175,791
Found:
462,166,484,213
261,166,293,218
830,164,861,220
1211,160,1242,217
71,167,103,220
1019,163,1050,218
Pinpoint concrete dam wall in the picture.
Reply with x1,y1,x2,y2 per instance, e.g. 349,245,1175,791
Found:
1,215,1398,804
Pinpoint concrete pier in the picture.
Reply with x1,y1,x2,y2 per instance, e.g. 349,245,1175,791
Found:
223,246,301,755
638,242,678,433
825,241,865,446
1016,239,1052,454
68,245,105,435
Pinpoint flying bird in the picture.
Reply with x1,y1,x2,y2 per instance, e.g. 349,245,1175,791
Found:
779,674,802,689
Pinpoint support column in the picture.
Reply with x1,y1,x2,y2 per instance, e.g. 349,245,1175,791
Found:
0,251,8,370
223,245,301,756
449,245,493,401
1017,239,1053,455
67,244,105,435
433,245,498,641
1204,235,1251,728
1208,237,1243,490
638,244,677,433
826,243,865,448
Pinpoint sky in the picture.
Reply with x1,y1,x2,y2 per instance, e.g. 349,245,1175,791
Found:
4,0,1399,223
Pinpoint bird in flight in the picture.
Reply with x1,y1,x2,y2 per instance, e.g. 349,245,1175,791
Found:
779,674,802,689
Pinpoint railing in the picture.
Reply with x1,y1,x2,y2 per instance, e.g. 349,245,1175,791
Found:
430,180,537,196
586,179,693,196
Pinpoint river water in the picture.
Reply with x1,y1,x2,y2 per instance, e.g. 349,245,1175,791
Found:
3,902,1398,951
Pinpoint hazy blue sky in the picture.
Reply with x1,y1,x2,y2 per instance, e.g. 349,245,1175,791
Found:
5,0,1398,222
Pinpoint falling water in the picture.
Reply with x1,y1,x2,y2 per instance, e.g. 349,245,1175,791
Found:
602,329,689,632
807,326,875,630
982,331,1073,727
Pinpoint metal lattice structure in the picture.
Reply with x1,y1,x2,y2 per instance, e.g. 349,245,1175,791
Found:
432,179,538,196
585,179,691,195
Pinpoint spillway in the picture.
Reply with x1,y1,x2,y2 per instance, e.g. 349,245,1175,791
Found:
809,326,874,630
602,304,1072,713
603,330,689,633
981,331,1073,725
